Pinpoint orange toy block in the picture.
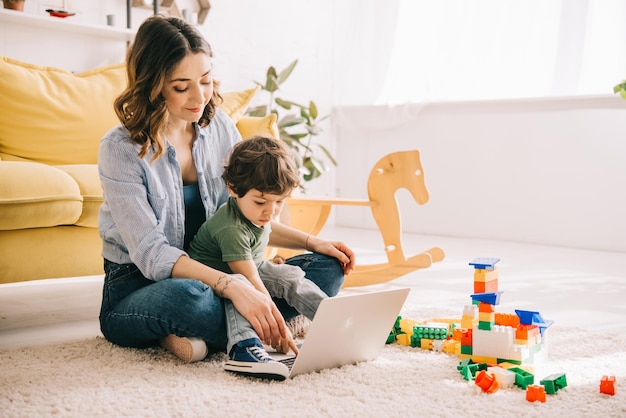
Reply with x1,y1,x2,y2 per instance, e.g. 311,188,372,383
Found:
474,279,499,293
495,313,520,327
600,375,616,396
526,385,547,403
478,302,495,313
475,370,499,393
516,324,539,340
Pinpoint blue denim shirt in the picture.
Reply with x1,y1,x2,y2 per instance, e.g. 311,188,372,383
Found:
98,109,241,281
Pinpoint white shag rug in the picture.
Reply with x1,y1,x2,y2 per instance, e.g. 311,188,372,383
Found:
1,306,624,418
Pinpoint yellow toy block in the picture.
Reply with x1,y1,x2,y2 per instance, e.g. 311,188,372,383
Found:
478,312,495,322
421,338,434,350
470,355,499,364
442,340,459,354
399,318,420,335
474,267,498,282
396,333,412,346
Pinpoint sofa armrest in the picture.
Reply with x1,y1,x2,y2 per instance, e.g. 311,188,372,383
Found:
0,161,82,230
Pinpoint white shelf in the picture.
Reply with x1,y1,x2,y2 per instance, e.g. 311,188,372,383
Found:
0,8,134,42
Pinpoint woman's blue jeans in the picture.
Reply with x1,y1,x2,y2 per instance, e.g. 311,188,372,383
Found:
99,253,344,353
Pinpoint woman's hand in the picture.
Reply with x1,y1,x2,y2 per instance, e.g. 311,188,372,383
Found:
307,236,356,275
222,278,287,347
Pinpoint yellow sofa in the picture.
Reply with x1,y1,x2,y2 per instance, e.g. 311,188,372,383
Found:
0,56,277,284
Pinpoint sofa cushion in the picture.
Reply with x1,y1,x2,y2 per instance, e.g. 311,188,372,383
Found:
220,86,261,123
55,164,102,228
0,161,82,230
236,114,279,140
0,57,126,165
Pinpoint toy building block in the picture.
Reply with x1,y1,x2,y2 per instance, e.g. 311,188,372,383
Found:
496,313,520,327
474,279,499,293
600,375,616,396
471,291,503,306
461,305,478,328
508,367,534,389
488,366,516,389
432,339,445,352
469,257,500,270
526,385,547,403
413,324,449,340
515,310,554,336
420,338,434,350
473,267,498,282
442,340,459,354
540,373,567,394
472,325,515,360
396,333,411,346
459,361,488,381
475,370,499,393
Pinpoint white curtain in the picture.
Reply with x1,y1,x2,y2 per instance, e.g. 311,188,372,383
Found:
334,0,626,105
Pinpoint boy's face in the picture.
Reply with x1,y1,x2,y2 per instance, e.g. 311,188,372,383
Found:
231,188,291,228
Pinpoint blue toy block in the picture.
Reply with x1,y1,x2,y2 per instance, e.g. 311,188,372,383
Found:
515,309,554,335
470,291,503,305
469,258,500,270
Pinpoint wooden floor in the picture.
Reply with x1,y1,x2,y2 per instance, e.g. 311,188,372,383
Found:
1,227,625,350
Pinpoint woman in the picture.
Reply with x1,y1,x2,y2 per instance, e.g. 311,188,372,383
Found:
97,15,354,381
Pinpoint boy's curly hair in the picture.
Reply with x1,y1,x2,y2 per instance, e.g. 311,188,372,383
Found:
223,136,300,197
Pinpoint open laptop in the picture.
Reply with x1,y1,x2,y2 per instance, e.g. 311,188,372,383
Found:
270,287,410,378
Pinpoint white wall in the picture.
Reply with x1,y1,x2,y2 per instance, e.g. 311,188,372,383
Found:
3,2,626,251
332,96,626,252
1,0,338,194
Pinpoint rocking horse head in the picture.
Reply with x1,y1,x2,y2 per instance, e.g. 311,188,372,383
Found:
366,150,429,205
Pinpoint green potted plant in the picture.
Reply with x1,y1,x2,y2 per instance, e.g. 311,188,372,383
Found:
3,0,25,11
246,59,336,192
614,80,626,98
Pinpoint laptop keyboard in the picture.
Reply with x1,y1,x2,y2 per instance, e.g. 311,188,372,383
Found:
279,356,296,370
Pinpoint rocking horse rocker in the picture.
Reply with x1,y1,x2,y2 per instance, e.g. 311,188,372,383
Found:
285,150,445,287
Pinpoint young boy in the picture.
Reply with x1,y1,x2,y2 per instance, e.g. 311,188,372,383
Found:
188,136,329,354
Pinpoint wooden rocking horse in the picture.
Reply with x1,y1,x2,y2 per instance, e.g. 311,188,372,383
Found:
283,150,445,287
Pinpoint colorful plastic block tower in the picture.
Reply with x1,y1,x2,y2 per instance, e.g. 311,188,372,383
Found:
600,375,616,395
386,257,578,402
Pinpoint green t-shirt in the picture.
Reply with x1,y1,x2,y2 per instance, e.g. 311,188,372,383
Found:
187,196,271,273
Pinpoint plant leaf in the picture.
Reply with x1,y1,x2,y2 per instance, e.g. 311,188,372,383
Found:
275,97,293,110
278,59,298,84
309,101,318,119
279,114,306,126
317,144,338,165
247,105,268,117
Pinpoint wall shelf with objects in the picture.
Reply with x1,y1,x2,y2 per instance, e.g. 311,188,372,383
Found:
0,8,134,42
130,0,210,24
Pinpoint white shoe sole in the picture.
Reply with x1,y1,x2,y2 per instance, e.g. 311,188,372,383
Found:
224,359,289,381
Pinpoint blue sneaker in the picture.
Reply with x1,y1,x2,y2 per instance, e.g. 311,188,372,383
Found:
224,338,289,381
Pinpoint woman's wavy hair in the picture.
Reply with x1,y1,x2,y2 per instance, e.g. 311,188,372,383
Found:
223,136,301,198
114,15,222,161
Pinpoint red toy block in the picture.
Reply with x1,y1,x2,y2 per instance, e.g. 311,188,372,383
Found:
478,302,495,313
516,324,539,340
526,385,547,403
475,370,499,393
600,375,616,396
474,279,499,294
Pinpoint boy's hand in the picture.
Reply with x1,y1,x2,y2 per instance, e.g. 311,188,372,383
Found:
272,328,299,356
271,254,286,264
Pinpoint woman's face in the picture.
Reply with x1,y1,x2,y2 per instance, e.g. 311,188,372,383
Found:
162,52,213,124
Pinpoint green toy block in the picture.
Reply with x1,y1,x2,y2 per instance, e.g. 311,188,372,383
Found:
540,373,567,394
508,367,534,389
